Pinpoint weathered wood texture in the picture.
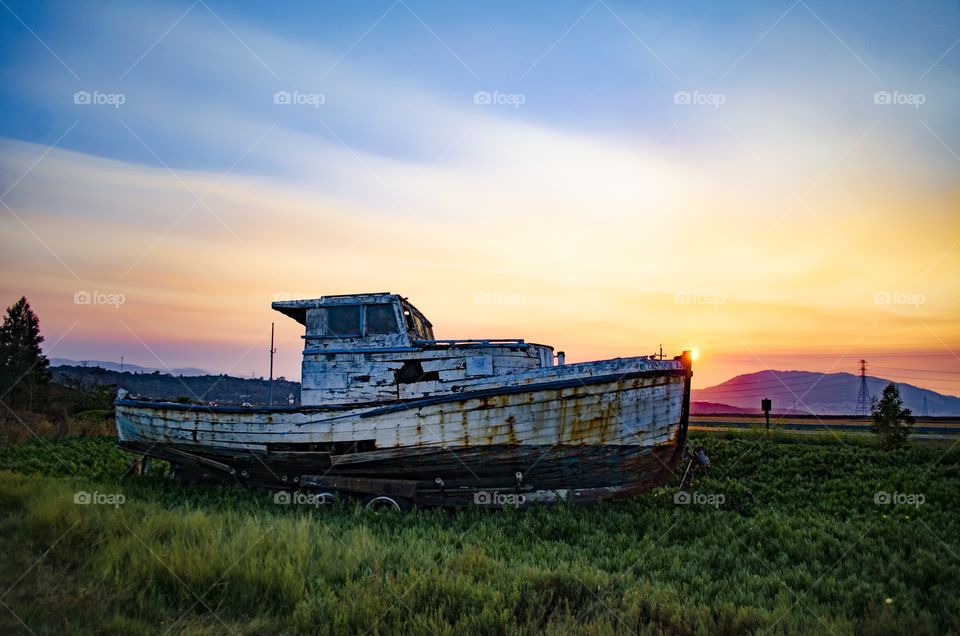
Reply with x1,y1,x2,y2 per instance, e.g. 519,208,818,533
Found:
300,344,553,404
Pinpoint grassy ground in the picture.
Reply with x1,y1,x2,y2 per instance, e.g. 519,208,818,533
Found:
1,432,958,635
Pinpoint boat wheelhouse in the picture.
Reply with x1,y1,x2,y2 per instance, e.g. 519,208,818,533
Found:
272,293,554,406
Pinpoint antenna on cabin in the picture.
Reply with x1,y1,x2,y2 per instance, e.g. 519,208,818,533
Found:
268,322,277,407
659,344,663,360
854,359,871,417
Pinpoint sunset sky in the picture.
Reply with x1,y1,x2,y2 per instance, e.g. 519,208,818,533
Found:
1,0,958,395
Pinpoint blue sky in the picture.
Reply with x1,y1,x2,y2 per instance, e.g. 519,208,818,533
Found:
1,0,958,390
2,0,957,172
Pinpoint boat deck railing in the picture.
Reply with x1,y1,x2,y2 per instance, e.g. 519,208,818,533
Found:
415,338,526,347
301,338,541,355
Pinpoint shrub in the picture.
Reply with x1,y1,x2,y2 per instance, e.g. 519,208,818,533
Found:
871,383,914,449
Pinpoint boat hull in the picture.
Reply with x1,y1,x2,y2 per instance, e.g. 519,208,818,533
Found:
116,358,692,506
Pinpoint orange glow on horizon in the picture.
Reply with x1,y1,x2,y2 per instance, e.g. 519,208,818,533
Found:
1,126,958,396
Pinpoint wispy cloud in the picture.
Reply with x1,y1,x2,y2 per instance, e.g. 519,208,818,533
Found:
0,0,958,388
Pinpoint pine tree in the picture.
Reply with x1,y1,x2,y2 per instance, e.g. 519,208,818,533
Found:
0,296,51,410
870,383,914,450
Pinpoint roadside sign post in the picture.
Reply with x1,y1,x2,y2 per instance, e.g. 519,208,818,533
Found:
761,398,772,431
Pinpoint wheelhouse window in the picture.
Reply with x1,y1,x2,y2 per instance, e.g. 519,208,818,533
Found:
365,304,399,335
401,307,431,340
326,305,361,337
413,314,430,339
318,304,400,337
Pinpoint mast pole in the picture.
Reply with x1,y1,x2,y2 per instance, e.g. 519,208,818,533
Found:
269,322,276,407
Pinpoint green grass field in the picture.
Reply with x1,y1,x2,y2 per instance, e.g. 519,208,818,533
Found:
1,432,958,635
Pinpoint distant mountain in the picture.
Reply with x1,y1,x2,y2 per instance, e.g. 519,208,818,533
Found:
51,358,212,377
690,401,756,415
693,370,960,416
691,400,814,416
51,365,300,406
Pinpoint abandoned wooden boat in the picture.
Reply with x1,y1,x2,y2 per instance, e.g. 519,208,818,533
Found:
116,292,695,509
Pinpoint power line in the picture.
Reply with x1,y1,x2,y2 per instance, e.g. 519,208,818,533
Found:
871,366,960,375
694,376,956,397
723,351,959,358
694,379,857,399
863,375,960,385
696,384,856,400
696,376,854,392
697,370,960,394
700,374,854,388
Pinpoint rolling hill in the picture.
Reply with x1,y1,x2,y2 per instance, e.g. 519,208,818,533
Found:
50,358,211,377
51,365,300,406
692,370,960,416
